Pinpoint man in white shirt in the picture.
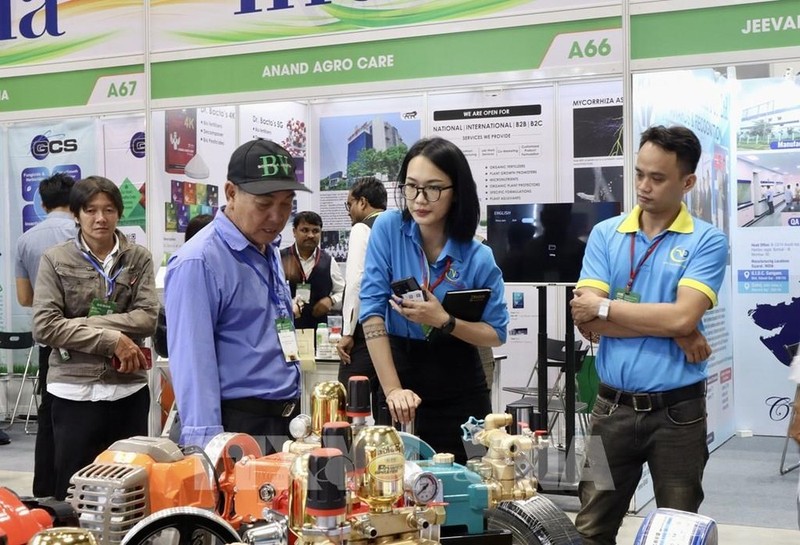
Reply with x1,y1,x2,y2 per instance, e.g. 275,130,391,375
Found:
336,177,388,422
280,211,344,329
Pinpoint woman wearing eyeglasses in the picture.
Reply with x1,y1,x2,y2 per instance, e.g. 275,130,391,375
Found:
359,137,509,462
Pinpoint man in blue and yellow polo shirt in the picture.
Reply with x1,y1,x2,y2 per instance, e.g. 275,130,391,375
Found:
570,125,728,545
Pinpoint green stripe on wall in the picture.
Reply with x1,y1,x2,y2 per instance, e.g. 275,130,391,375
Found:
0,65,143,112
152,18,620,100
632,0,800,60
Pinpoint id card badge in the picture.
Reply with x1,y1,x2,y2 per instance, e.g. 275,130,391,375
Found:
276,318,300,364
613,288,641,303
296,283,311,304
88,298,117,317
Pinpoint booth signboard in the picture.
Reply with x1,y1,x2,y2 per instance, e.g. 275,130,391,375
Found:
150,0,621,52
150,19,621,102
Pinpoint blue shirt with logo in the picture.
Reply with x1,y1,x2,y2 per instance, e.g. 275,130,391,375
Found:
576,203,728,392
360,210,508,342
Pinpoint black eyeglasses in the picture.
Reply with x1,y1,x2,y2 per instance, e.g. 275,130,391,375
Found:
345,198,360,212
400,184,454,202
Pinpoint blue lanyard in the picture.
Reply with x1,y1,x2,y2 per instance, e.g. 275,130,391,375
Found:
239,245,292,319
76,240,124,300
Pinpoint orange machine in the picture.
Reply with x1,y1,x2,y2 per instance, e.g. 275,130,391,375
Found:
0,488,78,545
68,436,218,544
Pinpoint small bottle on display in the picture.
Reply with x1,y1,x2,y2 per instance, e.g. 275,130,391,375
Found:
316,323,329,359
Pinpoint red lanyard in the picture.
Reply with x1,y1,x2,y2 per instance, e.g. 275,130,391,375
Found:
626,233,666,294
419,251,452,291
291,244,321,283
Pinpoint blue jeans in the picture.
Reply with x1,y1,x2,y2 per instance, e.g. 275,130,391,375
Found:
576,390,708,545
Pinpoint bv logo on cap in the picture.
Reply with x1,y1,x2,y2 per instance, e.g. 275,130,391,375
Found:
228,138,312,196
258,153,294,178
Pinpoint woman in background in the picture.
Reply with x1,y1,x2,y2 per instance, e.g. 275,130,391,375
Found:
359,137,509,462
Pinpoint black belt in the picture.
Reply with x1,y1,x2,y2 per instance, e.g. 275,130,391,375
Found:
221,397,299,417
598,381,706,412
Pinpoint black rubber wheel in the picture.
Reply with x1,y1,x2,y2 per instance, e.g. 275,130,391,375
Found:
120,507,240,545
486,496,582,545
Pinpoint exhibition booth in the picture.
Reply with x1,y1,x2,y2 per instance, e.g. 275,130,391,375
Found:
1,0,800,523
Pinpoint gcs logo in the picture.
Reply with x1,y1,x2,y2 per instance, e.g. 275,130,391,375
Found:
130,132,146,158
30,134,78,161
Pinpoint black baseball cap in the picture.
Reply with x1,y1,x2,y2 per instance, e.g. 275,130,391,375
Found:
227,139,311,195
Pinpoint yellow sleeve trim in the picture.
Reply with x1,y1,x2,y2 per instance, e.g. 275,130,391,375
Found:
576,278,610,295
678,278,718,307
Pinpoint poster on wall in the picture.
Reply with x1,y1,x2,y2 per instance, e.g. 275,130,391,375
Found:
239,102,311,249
312,96,423,265
558,80,624,206
150,107,237,268
431,89,552,401
632,69,735,447
731,77,800,436
632,68,734,510
428,87,557,238
100,117,147,247
6,119,96,331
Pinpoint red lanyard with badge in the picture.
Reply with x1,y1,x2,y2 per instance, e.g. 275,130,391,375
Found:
419,252,452,293
615,233,668,302
291,244,320,304
418,252,451,338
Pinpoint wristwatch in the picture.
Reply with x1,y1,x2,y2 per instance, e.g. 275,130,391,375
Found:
597,299,611,321
440,314,456,335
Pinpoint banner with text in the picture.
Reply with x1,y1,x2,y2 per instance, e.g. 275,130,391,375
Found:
151,0,618,52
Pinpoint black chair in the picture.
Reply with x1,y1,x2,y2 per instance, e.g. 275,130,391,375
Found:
503,338,590,445
0,331,37,433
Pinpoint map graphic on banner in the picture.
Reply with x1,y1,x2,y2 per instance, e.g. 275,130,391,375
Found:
730,77,800,435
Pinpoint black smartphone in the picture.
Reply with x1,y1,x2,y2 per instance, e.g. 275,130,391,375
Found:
390,276,426,302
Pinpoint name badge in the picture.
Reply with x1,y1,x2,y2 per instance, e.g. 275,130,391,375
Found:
613,288,641,303
88,298,117,317
276,318,300,365
296,283,311,304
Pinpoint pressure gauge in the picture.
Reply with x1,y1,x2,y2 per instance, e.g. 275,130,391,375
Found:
410,472,440,505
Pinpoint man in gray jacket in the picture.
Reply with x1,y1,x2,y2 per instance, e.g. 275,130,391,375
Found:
33,176,158,500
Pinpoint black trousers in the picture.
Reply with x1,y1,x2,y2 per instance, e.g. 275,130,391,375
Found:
390,335,491,465
33,346,55,497
51,386,149,500
337,334,390,426
220,398,301,455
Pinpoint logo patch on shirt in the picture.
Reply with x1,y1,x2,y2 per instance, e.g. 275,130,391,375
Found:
669,247,690,264
446,268,460,282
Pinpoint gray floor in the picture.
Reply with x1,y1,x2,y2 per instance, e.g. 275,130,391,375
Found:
1,425,798,544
